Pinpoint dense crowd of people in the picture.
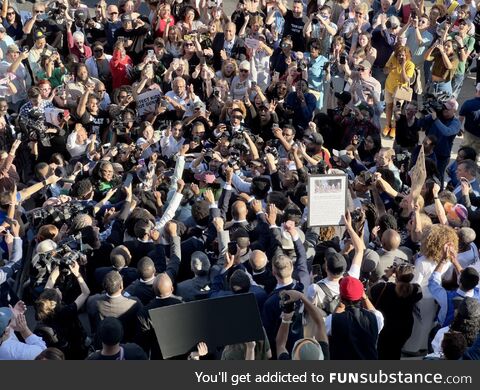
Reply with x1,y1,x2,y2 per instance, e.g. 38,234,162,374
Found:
1,0,480,361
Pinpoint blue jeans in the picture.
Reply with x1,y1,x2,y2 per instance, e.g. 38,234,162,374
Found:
451,73,465,98
424,60,433,87
428,81,452,97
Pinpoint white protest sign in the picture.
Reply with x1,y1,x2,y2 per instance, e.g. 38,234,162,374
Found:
136,89,162,116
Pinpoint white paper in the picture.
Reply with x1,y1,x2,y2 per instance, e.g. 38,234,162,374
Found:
308,174,347,226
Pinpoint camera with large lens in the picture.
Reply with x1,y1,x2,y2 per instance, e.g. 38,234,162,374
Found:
27,202,87,229
421,92,452,114
203,148,214,163
297,60,307,73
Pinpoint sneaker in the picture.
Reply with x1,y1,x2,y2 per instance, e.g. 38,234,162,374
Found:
382,126,390,137
389,127,396,139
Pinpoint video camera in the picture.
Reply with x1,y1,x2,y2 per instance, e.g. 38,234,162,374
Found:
421,92,453,114
27,202,87,229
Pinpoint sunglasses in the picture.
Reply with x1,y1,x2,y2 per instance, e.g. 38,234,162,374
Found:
94,49,103,52
184,43,194,46
232,115,243,120
357,67,365,71
110,12,118,15
240,69,249,73
7,12,15,15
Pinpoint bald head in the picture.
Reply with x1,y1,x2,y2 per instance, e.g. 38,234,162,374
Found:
250,250,268,271
381,229,401,251
153,273,173,298
224,22,236,41
232,201,247,220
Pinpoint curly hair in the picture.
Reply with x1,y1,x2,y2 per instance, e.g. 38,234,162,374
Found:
319,226,336,241
420,224,458,263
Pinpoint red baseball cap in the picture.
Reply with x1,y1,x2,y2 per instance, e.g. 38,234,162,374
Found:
339,276,364,301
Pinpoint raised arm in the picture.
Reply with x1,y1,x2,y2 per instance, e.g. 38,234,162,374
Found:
69,260,90,310
344,210,365,276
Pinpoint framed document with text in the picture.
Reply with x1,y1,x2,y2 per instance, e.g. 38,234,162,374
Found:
308,174,347,227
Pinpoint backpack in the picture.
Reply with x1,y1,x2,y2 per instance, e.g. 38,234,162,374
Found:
317,282,341,317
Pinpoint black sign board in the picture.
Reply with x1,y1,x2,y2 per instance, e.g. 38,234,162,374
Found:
149,293,264,358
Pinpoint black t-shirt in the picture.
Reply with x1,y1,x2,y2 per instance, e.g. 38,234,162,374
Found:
278,341,330,360
79,110,110,137
86,343,148,360
282,10,306,52
395,114,420,148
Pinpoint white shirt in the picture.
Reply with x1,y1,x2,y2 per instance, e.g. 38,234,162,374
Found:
307,264,361,308
0,331,46,360
164,90,200,117
66,131,92,157
160,135,185,158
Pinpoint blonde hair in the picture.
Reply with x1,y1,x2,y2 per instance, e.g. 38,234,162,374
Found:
420,224,458,263
355,3,369,14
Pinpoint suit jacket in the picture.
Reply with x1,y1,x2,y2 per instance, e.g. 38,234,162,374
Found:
136,296,183,359
124,279,156,306
94,266,138,292
211,33,247,71
86,294,143,342
176,275,212,302
124,240,157,267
